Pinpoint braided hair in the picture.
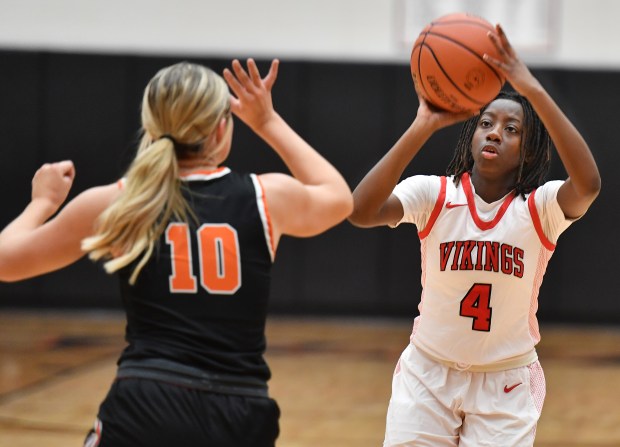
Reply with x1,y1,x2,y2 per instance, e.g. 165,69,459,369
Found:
446,91,552,197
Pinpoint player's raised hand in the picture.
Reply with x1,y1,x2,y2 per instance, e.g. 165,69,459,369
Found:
223,58,280,132
484,24,540,96
413,77,477,131
31,160,75,213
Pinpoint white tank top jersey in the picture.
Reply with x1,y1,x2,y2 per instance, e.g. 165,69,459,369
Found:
392,173,575,368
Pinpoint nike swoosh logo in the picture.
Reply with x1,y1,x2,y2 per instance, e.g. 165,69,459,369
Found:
504,383,522,393
446,202,467,209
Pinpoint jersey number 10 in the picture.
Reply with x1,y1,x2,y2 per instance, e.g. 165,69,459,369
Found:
165,223,242,295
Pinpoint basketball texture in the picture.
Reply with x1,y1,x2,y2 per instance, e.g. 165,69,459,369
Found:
411,13,505,113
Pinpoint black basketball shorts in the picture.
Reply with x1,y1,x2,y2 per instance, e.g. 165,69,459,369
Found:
83,378,280,447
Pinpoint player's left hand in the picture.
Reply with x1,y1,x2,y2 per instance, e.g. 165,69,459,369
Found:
223,58,279,132
483,24,540,96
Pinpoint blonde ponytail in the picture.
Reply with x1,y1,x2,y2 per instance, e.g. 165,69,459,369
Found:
82,62,231,284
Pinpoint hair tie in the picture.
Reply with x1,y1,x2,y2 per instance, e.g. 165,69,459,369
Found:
158,134,203,153
159,134,178,145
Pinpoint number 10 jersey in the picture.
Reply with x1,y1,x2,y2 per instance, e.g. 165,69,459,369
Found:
117,167,275,382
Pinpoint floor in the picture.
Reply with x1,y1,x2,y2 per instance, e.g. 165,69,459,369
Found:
0,311,619,446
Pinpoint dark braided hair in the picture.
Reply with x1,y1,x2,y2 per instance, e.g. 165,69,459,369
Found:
446,90,552,197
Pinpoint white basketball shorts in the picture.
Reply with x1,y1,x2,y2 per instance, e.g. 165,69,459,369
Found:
383,344,546,447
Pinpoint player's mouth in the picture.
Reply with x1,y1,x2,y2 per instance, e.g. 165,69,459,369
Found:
481,144,499,159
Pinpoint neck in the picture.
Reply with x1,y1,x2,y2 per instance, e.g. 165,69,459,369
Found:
468,172,516,203
178,162,220,173
177,146,220,172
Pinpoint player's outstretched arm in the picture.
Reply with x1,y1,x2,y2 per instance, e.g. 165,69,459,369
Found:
0,161,119,282
349,92,472,229
223,59,353,244
485,24,601,218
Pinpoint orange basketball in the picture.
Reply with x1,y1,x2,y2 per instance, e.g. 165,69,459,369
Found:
410,13,505,113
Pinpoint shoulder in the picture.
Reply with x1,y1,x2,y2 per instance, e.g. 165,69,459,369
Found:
529,180,575,245
532,180,564,203
256,172,300,196
390,175,446,228
396,174,442,189
78,182,122,208
393,174,444,205
60,182,122,225
529,180,566,216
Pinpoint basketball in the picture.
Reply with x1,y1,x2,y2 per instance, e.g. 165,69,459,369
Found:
410,13,505,113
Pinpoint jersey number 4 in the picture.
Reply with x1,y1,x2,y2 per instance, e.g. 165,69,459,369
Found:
459,283,492,331
165,223,241,295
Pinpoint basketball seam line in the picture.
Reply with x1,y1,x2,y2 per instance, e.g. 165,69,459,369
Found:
418,43,488,108
419,31,504,85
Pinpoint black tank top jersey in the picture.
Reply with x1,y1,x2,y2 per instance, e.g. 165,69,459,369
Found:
116,168,274,382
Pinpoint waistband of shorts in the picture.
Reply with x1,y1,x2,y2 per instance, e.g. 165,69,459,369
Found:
413,344,539,372
116,358,269,398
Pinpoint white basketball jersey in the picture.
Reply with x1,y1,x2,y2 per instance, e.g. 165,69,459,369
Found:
392,173,572,366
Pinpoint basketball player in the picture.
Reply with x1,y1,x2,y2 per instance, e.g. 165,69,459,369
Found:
348,24,600,446
0,59,353,446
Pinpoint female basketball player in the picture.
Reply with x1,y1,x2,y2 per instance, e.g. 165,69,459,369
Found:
0,59,352,446
348,24,600,446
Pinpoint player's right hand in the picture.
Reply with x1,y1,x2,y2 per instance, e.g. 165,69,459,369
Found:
415,91,477,132
31,160,75,211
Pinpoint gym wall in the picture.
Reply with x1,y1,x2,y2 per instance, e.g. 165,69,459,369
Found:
0,50,617,323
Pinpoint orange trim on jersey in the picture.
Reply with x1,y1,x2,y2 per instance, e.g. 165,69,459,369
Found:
179,166,228,179
255,176,276,257
527,189,556,251
418,176,447,240
462,172,515,231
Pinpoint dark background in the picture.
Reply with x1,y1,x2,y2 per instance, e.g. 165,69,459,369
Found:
0,49,617,323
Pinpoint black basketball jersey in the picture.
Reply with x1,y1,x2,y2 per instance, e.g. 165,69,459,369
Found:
116,167,275,382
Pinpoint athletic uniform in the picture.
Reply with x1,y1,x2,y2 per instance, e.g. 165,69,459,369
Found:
383,172,574,447
84,167,280,447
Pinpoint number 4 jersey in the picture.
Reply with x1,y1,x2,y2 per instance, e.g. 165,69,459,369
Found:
116,167,275,382
392,173,575,368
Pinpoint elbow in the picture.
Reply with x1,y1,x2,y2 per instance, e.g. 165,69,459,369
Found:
311,192,354,234
347,207,377,228
0,245,22,282
0,265,22,283
0,262,43,283
327,194,354,229
591,175,602,198
0,249,36,283
347,218,377,229
589,162,602,196
341,194,354,221
347,210,366,228
0,253,13,282
347,193,378,228
0,276,21,283
330,186,354,224
569,175,601,215
581,174,602,203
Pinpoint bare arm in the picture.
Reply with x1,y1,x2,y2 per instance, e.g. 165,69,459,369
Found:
349,94,474,228
0,161,120,282
223,59,353,245
486,25,601,218
348,118,431,228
